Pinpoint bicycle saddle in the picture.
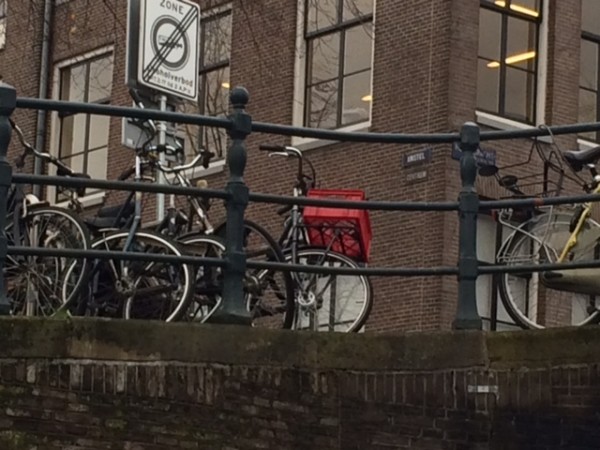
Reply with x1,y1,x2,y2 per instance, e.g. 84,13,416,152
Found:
562,146,600,171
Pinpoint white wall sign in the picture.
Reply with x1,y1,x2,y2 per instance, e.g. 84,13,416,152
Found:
137,0,200,101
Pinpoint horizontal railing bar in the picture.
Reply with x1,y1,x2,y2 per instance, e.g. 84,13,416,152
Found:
480,258,600,274
12,174,231,200
16,97,600,144
16,98,232,129
479,193,600,210
249,192,460,211
8,246,229,267
8,246,458,277
13,174,459,211
248,260,459,277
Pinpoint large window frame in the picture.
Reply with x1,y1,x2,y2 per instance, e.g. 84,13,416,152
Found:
579,0,600,143
191,5,232,164
0,0,7,51
49,47,114,206
293,0,375,144
477,0,543,125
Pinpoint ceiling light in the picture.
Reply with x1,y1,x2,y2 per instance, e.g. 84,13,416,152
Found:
221,82,231,89
486,51,536,68
494,0,539,17
361,94,372,102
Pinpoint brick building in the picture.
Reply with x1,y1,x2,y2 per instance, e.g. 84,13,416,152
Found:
0,0,598,332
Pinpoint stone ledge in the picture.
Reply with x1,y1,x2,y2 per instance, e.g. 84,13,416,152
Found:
1,318,599,371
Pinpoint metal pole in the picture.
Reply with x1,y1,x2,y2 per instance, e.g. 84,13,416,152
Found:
453,121,482,330
209,87,252,326
156,94,168,222
0,83,16,315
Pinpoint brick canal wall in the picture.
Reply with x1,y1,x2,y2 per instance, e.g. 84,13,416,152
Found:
0,318,599,449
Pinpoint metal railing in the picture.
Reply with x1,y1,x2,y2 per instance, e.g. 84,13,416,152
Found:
3,81,600,329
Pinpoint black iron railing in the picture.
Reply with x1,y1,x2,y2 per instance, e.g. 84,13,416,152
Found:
3,81,600,329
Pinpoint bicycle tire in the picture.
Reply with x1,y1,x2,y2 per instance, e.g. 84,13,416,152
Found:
5,205,91,316
177,234,226,323
213,219,295,329
83,230,194,322
283,247,373,333
497,216,600,329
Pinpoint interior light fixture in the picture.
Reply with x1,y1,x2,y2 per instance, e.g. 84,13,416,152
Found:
486,50,536,68
221,82,231,89
361,94,373,102
494,0,539,18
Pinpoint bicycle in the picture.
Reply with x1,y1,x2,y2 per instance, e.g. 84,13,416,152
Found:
64,140,195,322
257,144,373,332
6,120,91,316
494,143,600,329
106,143,295,327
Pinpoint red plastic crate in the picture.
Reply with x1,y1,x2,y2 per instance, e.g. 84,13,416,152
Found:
302,189,372,263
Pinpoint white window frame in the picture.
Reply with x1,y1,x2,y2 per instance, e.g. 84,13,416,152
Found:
291,0,377,151
475,0,549,130
49,45,114,208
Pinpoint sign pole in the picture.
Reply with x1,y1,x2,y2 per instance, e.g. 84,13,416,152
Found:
156,94,168,222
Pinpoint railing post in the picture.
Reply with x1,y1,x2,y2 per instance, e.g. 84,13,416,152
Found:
0,83,16,315
209,86,252,326
453,121,482,330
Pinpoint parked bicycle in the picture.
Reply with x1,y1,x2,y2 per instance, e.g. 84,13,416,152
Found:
257,144,373,332
6,120,91,316
492,141,600,329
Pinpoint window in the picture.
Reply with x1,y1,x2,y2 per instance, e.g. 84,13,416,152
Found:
477,0,541,124
0,0,6,50
181,6,232,162
56,51,114,201
579,0,600,142
301,0,374,130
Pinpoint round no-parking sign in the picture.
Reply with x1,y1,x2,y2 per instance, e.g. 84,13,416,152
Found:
136,0,200,101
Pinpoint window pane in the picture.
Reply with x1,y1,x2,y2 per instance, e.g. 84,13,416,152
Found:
202,12,232,68
88,55,114,102
579,88,597,141
203,126,228,159
61,64,86,102
504,67,534,121
479,9,501,61
0,0,5,16
87,148,108,180
60,114,86,158
308,33,340,84
344,23,373,74
506,16,537,70
342,70,370,126
307,80,338,129
582,0,600,35
0,19,5,50
204,66,230,116
477,59,500,114
342,0,372,21
62,153,85,174
88,114,110,150
307,0,338,33
580,40,598,91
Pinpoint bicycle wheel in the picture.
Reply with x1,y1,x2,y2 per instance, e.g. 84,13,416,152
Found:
177,234,226,323
5,206,90,316
497,212,600,329
214,220,295,329
81,230,193,322
285,247,373,332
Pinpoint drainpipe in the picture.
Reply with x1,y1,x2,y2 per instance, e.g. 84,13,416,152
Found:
33,0,53,198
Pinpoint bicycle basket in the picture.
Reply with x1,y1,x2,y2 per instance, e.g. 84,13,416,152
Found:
302,189,372,263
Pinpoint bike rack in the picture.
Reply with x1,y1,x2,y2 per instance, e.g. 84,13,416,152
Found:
3,81,600,329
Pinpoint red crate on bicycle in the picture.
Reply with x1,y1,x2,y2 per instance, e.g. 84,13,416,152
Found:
302,189,372,263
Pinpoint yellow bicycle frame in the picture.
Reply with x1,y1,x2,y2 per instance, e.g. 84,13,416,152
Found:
557,182,600,263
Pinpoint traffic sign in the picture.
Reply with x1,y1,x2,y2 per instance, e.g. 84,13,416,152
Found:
136,0,200,101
